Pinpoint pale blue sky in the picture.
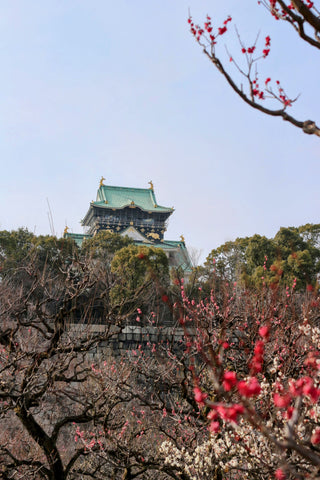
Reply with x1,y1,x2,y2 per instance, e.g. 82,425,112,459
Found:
1,1,319,261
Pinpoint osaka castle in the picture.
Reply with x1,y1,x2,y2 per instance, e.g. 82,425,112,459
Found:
65,178,192,273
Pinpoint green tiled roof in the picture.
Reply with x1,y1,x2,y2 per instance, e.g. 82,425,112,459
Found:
94,185,173,213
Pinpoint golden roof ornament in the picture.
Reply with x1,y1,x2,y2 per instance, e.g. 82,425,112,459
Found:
148,180,154,190
180,234,185,243
147,232,160,240
63,226,69,235
99,176,106,188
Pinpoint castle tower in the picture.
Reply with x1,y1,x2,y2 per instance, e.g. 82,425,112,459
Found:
82,182,173,243
65,180,192,274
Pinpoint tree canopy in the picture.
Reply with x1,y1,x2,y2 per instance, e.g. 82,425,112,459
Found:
110,245,169,312
0,228,77,279
203,223,320,289
81,230,133,260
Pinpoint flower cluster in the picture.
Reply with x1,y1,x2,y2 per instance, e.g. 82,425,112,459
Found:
275,80,292,106
159,438,217,480
241,46,256,54
263,35,271,57
237,377,261,397
252,77,265,100
188,14,232,45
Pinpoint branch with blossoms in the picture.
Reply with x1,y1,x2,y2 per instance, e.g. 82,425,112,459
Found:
260,0,320,50
188,12,320,137
166,280,320,479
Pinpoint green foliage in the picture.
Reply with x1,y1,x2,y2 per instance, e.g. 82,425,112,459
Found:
298,223,320,248
203,237,249,287
0,229,171,316
0,228,34,264
110,245,169,311
81,230,133,260
245,235,276,273
204,223,320,290
32,235,77,269
0,228,77,277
